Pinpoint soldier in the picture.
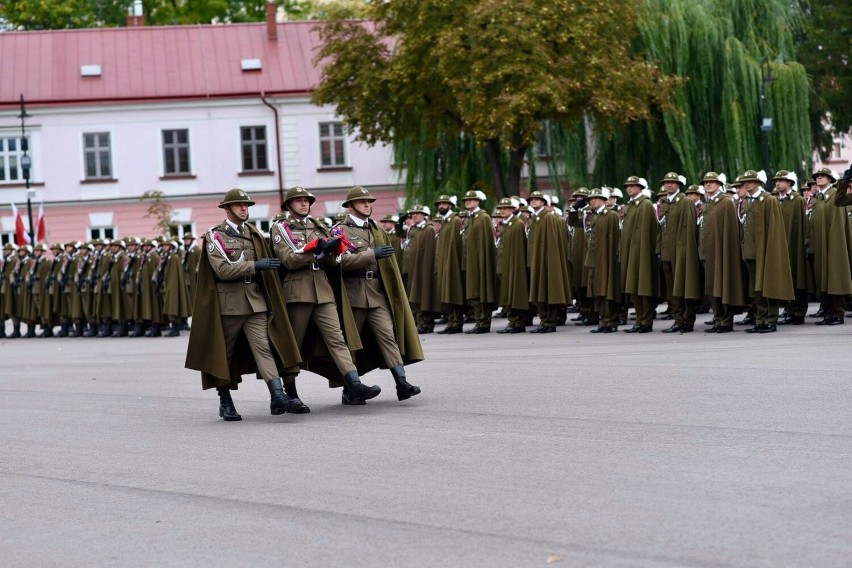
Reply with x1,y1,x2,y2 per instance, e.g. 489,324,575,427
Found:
1,242,18,338
658,172,702,333
774,170,813,325
182,232,201,326
271,186,379,409
527,190,572,333
104,240,130,337
584,188,621,333
158,239,191,337
738,170,795,332
138,239,164,336
336,186,424,401
620,176,659,333
185,188,303,421
379,215,403,259
567,188,592,323
459,189,497,333
52,242,77,337
69,242,92,337
405,204,441,334
434,195,465,335
25,243,52,337
494,197,530,333
810,167,852,325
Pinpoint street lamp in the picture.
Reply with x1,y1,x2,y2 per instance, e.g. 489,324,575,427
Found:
17,94,35,245
760,57,776,177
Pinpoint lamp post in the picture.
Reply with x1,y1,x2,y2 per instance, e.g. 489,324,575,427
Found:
17,94,35,245
760,58,776,176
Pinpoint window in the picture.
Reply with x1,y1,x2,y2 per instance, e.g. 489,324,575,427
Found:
535,121,557,158
832,140,843,160
168,223,195,239
83,133,112,179
162,129,191,175
241,126,268,172
252,219,272,234
319,122,347,167
0,137,24,182
89,227,115,240
1,233,14,246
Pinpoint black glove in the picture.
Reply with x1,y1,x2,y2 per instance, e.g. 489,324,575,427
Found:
321,236,341,254
575,198,587,209
255,258,281,271
842,168,852,184
374,245,395,259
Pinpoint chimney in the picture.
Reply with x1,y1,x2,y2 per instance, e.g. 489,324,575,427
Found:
267,1,278,41
127,0,144,27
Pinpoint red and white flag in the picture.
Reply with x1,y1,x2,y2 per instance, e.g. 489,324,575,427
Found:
36,203,46,243
11,202,29,246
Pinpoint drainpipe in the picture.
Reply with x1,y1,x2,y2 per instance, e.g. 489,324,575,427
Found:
260,91,284,205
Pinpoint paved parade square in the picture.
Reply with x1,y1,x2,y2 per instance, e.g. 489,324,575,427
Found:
2,319,851,567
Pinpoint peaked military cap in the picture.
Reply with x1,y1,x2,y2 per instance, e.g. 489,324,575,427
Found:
812,167,837,182
219,188,255,208
282,186,316,208
661,172,684,185
342,185,376,207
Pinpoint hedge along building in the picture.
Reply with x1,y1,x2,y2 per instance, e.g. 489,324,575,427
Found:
0,9,406,245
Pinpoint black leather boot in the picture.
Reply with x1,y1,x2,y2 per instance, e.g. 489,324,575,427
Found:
164,321,180,337
341,387,366,405
25,324,36,338
390,365,420,401
57,321,70,337
0,323,5,338
10,323,21,338
216,387,242,421
110,322,122,338
283,376,310,414
342,370,381,403
267,377,301,415
144,324,162,337
41,324,54,338
97,322,110,337
128,322,142,337
72,321,84,337
85,322,97,337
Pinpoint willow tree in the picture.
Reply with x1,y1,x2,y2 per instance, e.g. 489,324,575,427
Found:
313,0,679,202
592,0,811,186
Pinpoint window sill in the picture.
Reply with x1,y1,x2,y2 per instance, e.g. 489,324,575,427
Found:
81,178,118,184
0,182,46,188
824,158,849,165
316,166,352,172
238,170,274,177
159,174,196,180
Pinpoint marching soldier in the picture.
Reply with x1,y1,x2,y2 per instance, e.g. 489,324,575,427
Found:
528,191,572,333
461,189,498,333
158,239,191,337
620,177,659,333
738,170,794,333
405,204,441,334
435,194,465,334
336,186,424,401
185,188,304,421
138,238,164,336
106,240,131,337
25,243,52,337
70,242,93,337
52,242,77,337
774,170,813,325
494,197,530,333
584,188,621,333
271,186,378,409
0,242,15,338
810,167,852,325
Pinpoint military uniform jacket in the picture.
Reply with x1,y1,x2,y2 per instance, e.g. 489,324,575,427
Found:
584,207,621,301
271,216,336,304
778,192,814,293
436,213,464,305
406,221,441,312
702,192,746,305
185,221,302,390
462,209,498,303
183,244,202,316
620,195,659,298
3,254,21,318
337,217,390,310
497,214,530,311
137,250,162,322
528,209,572,305
662,193,702,299
567,208,588,288
741,190,794,300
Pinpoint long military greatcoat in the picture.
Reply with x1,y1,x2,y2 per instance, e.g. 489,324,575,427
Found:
743,190,795,300
585,207,621,301
185,222,302,390
162,250,191,319
529,209,572,305
620,195,659,298
811,184,852,295
406,221,442,313
663,193,703,300
436,212,464,306
702,192,746,305
497,214,530,311
462,209,498,303
778,191,814,293
567,207,588,289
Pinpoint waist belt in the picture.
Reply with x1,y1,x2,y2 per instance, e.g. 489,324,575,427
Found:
342,270,380,280
215,275,256,284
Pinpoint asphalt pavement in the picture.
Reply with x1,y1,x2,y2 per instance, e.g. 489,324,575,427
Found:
1,312,851,567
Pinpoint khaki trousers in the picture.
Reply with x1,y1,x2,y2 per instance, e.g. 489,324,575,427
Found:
353,305,403,367
632,294,656,327
221,312,278,382
286,302,356,375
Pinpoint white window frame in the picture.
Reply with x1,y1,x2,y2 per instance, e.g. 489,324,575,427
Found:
168,223,196,239
83,132,113,180
319,121,348,168
88,226,116,240
0,135,26,183
162,128,192,176
240,125,269,172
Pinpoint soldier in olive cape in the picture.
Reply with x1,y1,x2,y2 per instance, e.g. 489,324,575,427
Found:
584,189,621,333
52,242,76,337
25,244,51,337
405,205,441,333
271,185,379,408
70,243,92,336
460,189,498,333
158,239,191,337
528,191,572,333
567,188,592,324
494,197,530,333
137,239,163,336
774,170,814,325
1,242,17,338
185,188,304,421
659,172,702,333
810,167,852,324
434,195,465,334
182,232,201,318
701,172,746,333
336,186,424,401
738,170,795,332
379,215,403,260
620,177,659,333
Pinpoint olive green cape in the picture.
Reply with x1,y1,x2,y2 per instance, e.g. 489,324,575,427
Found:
463,211,498,303
497,216,530,310
407,222,442,312
667,196,703,300
436,213,464,306
185,223,302,390
620,196,659,298
747,193,795,300
567,210,588,288
529,210,572,304
703,194,746,305
779,193,813,293
162,252,190,319
585,209,621,301
812,185,852,295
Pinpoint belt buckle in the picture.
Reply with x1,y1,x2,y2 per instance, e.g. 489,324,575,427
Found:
244,275,252,284
364,270,374,280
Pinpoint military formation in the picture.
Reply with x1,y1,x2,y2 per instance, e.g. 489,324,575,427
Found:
1,234,195,339
396,166,852,335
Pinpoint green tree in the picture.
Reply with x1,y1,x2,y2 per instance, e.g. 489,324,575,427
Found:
313,0,679,201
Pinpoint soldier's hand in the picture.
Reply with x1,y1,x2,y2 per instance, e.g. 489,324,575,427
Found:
842,168,852,184
322,237,341,254
374,245,395,259
255,258,281,271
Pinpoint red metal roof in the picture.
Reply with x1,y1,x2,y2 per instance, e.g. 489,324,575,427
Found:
0,21,325,108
